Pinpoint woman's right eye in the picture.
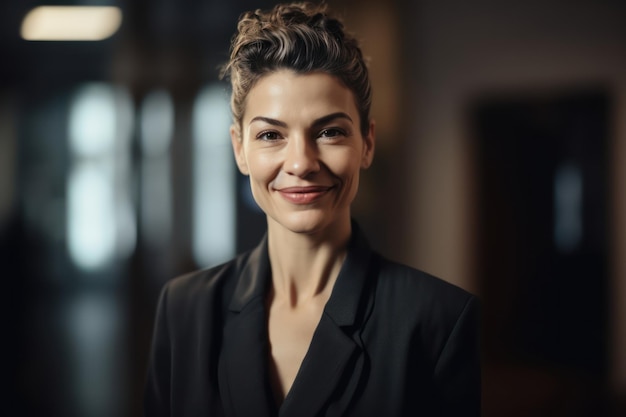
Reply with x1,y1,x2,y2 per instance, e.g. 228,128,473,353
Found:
257,131,281,140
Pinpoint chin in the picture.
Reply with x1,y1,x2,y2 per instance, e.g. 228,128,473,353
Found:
269,211,332,235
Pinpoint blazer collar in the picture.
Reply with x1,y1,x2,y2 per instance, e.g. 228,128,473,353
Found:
323,222,373,327
228,235,271,313
219,222,375,417
219,234,276,417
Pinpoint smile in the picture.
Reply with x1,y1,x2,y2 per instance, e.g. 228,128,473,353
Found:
275,186,334,205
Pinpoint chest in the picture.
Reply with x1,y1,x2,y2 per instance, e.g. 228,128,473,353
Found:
266,301,325,403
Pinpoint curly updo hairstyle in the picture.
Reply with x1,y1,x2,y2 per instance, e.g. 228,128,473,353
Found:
220,2,372,137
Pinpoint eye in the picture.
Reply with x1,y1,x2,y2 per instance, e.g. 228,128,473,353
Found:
318,128,346,138
257,130,281,141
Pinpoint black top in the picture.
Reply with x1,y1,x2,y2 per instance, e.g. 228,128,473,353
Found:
144,225,481,417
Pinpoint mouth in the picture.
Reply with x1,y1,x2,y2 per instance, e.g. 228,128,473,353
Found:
275,185,335,204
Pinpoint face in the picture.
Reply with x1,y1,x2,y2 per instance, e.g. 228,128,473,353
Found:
231,70,375,236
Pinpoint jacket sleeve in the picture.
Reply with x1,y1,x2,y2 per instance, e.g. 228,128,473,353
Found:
433,296,481,417
144,283,172,417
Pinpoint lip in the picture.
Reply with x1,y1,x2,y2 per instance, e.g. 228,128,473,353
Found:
275,186,334,204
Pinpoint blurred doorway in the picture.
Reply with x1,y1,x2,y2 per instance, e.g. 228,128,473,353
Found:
471,89,610,416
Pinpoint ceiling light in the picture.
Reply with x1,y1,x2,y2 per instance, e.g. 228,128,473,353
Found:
21,6,122,41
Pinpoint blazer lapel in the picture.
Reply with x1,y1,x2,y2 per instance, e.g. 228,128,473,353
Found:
218,237,277,417
279,315,360,417
279,223,375,417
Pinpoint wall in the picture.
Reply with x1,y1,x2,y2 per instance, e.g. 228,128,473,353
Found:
398,0,625,406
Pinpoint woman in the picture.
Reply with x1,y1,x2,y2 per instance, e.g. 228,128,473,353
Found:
144,2,480,416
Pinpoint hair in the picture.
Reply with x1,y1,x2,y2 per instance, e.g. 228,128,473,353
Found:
220,2,372,137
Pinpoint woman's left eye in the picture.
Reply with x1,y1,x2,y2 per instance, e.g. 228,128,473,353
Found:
319,128,345,138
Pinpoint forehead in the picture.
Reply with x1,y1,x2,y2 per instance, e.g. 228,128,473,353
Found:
243,70,359,123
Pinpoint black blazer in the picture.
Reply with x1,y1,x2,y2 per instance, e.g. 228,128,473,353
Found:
144,226,480,417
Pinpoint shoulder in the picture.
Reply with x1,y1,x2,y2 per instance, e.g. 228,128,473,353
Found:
375,254,475,306
166,256,241,298
372,254,479,333
159,251,252,321
370,254,480,360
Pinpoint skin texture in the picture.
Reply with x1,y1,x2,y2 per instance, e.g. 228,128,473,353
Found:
230,70,375,403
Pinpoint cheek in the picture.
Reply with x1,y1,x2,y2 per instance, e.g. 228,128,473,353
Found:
245,151,278,186
324,148,363,180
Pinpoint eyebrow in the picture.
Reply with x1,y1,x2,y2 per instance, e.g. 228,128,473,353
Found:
248,112,353,128
312,112,353,127
249,116,287,128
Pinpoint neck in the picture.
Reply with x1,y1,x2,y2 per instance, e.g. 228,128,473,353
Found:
266,218,351,307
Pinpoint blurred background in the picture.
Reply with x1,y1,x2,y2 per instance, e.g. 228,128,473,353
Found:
1,0,625,416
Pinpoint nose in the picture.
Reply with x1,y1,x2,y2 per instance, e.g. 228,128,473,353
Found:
283,135,320,177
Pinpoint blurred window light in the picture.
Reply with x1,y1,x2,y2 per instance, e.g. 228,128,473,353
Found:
140,90,174,157
554,163,583,253
192,84,236,268
139,90,174,249
69,84,118,158
140,160,172,249
67,83,136,272
68,163,116,270
21,6,122,41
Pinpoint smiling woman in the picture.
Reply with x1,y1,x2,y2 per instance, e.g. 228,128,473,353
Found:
144,3,480,417
232,70,374,237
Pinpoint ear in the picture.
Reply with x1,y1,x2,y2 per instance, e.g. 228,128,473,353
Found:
361,120,375,169
230,125,249,175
